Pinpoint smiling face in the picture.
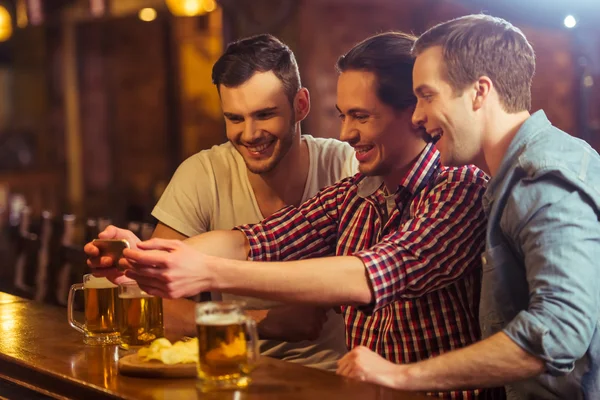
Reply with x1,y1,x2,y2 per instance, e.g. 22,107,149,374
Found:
412,46,482,167
219,71,298,175
337,70,425,186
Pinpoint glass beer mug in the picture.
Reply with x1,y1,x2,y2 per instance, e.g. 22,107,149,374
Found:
118,281,164,346
67,274,121,345
195,301,259,391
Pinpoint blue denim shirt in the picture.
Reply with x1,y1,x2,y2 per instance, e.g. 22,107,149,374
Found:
481,110,600,400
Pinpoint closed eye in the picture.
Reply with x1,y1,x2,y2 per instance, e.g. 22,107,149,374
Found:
224,114,243,124
255,111,275,120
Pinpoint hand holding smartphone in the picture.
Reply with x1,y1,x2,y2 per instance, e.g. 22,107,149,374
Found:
92,239,130,269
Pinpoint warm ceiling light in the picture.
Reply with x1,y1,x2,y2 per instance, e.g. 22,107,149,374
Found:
138,8,157,22
0,5,13,42
165,0,218,17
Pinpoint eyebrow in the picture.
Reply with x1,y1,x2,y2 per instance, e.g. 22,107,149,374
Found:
335,104,371,114
223,107,279,119
414,85,434,96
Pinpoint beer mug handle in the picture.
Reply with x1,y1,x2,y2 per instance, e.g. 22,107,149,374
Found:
244,317,259,368
67,283,85,333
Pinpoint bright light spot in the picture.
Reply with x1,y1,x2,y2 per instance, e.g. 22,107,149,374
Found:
138,8,157,22
166,0,217,16
184,0,202,15
584,75,594,88
204,0,217,12
0,6,13,42
564,15,577,29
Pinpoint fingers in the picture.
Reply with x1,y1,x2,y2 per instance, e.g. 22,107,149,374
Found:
98,225,120,239
98,225,141,247
123,248,169,267
137,238,182,252
336,347,369,380
124,270,170,298
86,256,116,269
336,355,354,377
127,265,169,281
83,242,100,257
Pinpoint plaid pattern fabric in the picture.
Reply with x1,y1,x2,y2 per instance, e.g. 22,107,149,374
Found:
237,143,504,399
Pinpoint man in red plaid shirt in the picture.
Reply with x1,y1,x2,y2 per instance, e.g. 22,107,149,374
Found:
91,32,502,399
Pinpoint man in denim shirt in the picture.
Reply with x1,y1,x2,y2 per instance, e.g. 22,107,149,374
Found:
336,14,600,399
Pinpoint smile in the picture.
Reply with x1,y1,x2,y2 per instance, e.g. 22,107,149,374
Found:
428,129,443,143
244,139,276,156
353,145,375,162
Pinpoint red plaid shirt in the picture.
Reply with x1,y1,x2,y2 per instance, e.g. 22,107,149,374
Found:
237,144,503,399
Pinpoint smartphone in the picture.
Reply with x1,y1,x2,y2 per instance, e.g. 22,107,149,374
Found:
92,239,130,268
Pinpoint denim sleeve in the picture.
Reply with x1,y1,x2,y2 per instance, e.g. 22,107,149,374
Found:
502,174,600,376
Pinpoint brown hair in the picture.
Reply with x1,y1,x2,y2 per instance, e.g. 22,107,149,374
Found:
336,32,417,111
212,34,301,106
413,14,535,113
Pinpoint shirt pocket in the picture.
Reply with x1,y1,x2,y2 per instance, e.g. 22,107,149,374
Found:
480,243,519,338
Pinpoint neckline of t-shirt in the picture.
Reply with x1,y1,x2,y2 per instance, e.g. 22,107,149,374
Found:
241,135,313,220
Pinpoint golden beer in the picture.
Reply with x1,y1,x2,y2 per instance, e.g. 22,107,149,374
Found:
118,294,164,346
84,286,120,335
195,302,258,391
68,274,121,345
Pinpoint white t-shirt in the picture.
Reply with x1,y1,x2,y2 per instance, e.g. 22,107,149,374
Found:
152,135,357,371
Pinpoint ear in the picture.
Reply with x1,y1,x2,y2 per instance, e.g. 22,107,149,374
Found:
473,76,492,111
401,105,428,141
293,88,310,123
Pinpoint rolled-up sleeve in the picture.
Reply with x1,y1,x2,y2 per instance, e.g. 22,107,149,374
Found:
502,176,600,375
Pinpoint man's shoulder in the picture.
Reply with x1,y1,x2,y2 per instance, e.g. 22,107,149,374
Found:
304,135,353,155
180,142,241,172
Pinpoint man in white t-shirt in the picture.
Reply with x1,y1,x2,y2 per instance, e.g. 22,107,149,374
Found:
91,34,356,370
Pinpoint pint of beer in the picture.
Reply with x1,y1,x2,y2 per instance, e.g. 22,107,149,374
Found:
118,281,164,346
67,274,121,345
196,301,259,391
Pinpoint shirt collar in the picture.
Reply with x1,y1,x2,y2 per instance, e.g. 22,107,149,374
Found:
483,110,552,210
356,143,440,198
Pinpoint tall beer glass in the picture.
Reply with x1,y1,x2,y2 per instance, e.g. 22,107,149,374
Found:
196,301,259,391
67,274,120,345
118,281,164,346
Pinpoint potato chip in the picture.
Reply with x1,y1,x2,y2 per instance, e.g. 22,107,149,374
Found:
137,337,198,365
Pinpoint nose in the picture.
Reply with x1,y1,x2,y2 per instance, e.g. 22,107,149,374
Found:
240,119,261,143
339,119,358,145
412,102,426,128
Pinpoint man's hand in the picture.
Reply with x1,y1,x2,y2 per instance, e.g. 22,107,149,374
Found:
337,346,405,389
84,225,142,285
121,238,212,299
257,305,329,342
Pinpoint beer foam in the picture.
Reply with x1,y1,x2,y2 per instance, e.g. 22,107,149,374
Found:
84,277,118,289
196,314,242,326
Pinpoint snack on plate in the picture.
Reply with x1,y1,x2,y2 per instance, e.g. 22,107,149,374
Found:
137,337,198,365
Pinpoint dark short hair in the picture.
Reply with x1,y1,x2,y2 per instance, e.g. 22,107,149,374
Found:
336,32,417,111
211,34,301,105
413,14,535,113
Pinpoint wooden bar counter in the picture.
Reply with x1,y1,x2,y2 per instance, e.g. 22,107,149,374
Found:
0,293,427,400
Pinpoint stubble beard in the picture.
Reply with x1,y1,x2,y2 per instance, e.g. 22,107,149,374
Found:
243,123,297,175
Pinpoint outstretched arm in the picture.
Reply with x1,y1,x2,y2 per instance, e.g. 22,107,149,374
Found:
123,239,373,306
337,332,544,390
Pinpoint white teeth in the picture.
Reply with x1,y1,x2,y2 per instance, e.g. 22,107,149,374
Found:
248,143,271,152
355,147,373,154
429,129,443,141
